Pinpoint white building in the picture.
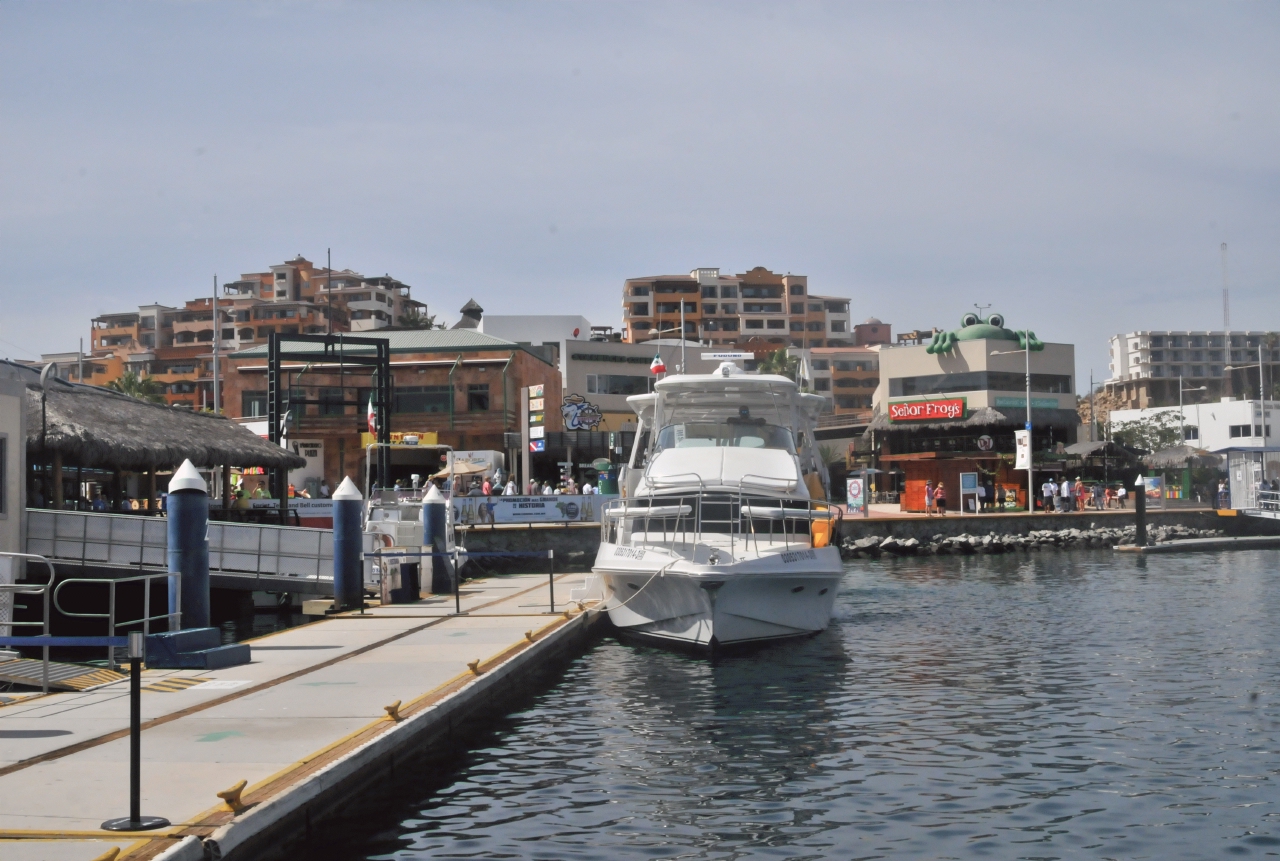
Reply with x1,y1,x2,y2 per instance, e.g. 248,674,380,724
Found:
1109,398,1278,452
1104,330,1280,409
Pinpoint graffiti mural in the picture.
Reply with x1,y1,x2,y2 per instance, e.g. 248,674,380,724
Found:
562,394,603,430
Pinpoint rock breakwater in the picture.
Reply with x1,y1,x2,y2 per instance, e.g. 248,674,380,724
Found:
840,523,1224,558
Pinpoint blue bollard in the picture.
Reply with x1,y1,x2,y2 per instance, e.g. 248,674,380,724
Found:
422,484,452,594
166,460,209,630
331,476,365,611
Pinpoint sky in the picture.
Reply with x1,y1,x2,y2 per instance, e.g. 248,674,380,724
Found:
2,1,1278,390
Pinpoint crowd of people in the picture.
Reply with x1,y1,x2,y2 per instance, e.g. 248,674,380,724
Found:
1039,477,1126,512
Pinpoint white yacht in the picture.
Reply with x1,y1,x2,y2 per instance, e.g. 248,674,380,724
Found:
593,361,843,649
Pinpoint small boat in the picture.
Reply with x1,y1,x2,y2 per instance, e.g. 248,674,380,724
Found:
592,361,842,649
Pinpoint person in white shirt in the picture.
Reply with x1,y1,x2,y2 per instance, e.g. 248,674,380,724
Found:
581,482,593,495
542,482,554,495
502,479,517,496
1058,477,1072,513
1041,479,1057,513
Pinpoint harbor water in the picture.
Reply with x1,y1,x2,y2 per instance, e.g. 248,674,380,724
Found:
321,550,1280,860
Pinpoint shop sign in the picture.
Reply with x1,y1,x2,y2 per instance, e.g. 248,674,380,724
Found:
529,439,545,452
888,398,966,422
529,425,545,440
976,434,994,451
529,384,544,398
562,394,603,430
451,493,617,525
529,398,545,412
994,396,1060,409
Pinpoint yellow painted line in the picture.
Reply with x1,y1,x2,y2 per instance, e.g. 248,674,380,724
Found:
0,829,180,840
173,609,585,829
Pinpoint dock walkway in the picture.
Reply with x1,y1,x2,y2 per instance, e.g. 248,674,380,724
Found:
0,571,597,861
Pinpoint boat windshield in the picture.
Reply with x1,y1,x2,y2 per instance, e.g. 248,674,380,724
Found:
655,421,796,454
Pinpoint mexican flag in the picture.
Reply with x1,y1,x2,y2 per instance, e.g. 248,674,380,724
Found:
650,353,666,375
367,393,377,434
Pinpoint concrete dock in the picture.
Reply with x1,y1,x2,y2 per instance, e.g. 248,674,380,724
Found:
0,571,601,861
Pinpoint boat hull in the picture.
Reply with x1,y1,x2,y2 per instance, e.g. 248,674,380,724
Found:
594,543,843,648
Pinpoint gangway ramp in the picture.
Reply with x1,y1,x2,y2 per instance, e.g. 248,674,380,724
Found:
24,509,378,594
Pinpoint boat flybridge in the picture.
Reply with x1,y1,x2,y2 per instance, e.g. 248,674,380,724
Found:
593,361,842,649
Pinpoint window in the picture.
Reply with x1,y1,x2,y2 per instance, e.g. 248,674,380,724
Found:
806,321,823,332
811,360,830,371
1183,426,1199,441
808,303,822,312
889,372,1073,397
745,320,764,329
835,395,871,409
586,374,651,395
1150,335,1165,347
743,302,783,313
395,385,452,413
242,391,268,417
1211,366,1224,377
275,271,287,280
834,378,862,388
703,304,716,314
1230,425,1252,438
1191,336,1204,348
789,285,805,295
1191,350,1203,361
720,285,737,298
790,303,804,315
631,285,650,297
1258,425,1265,437
814,378,831,391
1170,336,1184,348
1209,350,1223,361
766,319,785,329
790,321,804,332
631,303,650,316
741,285,782,299
701,286,717,298
467,384,490,411
317,387,345,416
721,303,737,314
830,321,846,333
1191,365,1204,377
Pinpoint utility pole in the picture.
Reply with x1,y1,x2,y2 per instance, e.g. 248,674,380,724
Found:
212,275,220,415
1089,370,1095,442
1025,330,1033,513
327,247,333,336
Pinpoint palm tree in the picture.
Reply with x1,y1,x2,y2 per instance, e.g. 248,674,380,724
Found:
395,309,444,330
106,370,167,404
757,349,800,382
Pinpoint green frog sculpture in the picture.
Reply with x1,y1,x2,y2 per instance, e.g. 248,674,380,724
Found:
926,312,1044,355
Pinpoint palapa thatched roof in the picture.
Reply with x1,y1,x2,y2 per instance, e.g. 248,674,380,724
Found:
866,405,1080,433
1141,445,1223,470
24,377,305,471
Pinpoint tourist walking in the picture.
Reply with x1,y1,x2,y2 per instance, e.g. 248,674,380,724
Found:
934,482,947,515
1116,484,1127,508
1074,477,1087,511
996,484,1007,510
924,480,935,516
1041,478,1055,513
1058,477,1072,512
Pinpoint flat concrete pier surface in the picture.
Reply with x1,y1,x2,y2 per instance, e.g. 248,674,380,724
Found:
0,571,599,861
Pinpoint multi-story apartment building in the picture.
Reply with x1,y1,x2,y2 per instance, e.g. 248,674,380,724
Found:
1104,330,1280,409
87,255,429,409
799,346,881,418
621,267,853,350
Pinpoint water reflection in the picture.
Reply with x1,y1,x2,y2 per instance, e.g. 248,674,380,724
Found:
327,550,1280,860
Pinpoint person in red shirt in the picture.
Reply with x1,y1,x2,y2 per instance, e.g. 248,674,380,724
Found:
481,477,492,496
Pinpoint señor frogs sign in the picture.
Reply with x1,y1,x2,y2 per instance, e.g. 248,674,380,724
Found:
889,398,966,422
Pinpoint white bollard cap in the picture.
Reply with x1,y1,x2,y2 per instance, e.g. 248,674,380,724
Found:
169,459,208,493
422,484,445,503
332,476,363,500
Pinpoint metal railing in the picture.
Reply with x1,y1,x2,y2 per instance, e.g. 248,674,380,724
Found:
0,552,54,693
601,492,838,561
1258,489,1280,511
25,509,379,587
52,573,180,669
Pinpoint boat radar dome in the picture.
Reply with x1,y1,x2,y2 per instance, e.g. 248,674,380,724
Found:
717,361,743,377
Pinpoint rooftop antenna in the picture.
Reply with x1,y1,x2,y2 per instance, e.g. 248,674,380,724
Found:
1221,242,1230,330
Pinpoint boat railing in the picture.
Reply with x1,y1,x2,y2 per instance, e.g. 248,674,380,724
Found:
601,492,837,560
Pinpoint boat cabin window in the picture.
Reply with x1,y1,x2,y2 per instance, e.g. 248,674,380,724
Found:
655,421,796,454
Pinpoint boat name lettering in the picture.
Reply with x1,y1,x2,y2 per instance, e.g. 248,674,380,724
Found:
613,546,646,560
781,549,817,563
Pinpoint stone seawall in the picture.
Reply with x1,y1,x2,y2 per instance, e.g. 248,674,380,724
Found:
834,509,1256,544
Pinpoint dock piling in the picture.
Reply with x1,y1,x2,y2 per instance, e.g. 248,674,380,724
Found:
332,477,364,611
166,460,209,629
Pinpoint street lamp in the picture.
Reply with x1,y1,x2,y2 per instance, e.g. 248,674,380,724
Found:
1179,375,1207,444
992,331,1034,513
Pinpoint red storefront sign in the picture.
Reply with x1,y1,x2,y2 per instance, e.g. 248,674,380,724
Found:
889,398,966,422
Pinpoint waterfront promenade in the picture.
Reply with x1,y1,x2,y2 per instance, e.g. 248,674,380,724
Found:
0,572,595,861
